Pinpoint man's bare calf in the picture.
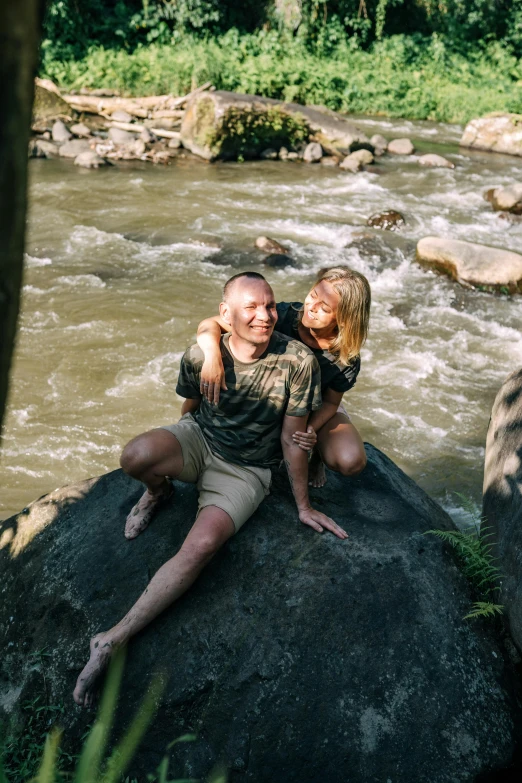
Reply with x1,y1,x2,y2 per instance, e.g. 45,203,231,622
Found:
73,505,235,706
120,428,184,539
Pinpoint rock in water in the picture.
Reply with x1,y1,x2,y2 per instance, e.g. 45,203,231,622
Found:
1,447,521,782
52,120,72,143
74,151,108,169
416,236,522,292
58,139,91,158
254,236,290,254
180,90,371,161
367,210,405,231
483,368,522,653
418,154,455,169
490,184,522,214
262,253,294,268
461,113,522,157
303,142,323,163
387,138,415,155
370,134,388,155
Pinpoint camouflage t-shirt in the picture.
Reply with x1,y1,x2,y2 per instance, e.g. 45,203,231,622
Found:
176,332,322,468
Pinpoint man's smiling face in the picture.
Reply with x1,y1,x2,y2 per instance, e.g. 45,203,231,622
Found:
221,277,278,347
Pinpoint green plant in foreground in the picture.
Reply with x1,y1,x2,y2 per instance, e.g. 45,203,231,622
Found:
0,649,209,783
426,494,504,621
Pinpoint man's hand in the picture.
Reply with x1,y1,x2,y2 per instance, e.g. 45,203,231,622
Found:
200,356,227,405
292,425,317,452
298,507,348,540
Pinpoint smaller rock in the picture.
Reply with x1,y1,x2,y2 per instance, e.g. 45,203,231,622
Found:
132,139,147,157
108,127,137,144
41,131,51,140
320,157,339,167
491,184,522,214
34,139,59,158
70,123,91,138
340,156,362,173
168,137,181,149
28,139,46,158
303,142,323,163
260,148,278,160
263,254,294,269
484,188,497,204
286,152,299,161
367,210,405,231
74,151,108,169
418,153,455,169
255,236,290,255
52,120,72,143
349,149,374,165
58,139,91,158
370,134,388,155
141,129,155,144
111,110,133,123
279,147,289,160
388,138,415,155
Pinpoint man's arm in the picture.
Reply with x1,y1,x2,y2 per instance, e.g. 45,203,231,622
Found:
281,414,348,540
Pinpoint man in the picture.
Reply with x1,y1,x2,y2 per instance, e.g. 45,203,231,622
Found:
73,272,347,707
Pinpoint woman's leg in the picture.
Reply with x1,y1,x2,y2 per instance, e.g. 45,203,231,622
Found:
310,410,366,487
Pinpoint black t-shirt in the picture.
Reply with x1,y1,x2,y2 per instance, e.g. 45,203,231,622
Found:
275,301,360,394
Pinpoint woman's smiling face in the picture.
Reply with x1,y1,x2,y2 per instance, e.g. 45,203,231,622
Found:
302,279,340,331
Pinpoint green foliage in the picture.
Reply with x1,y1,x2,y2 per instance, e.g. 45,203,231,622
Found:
208,106,310,159
426,494,504,621
41,28,522,125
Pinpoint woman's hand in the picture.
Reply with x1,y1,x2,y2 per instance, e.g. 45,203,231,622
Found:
292,425,317,452
200,355,227,404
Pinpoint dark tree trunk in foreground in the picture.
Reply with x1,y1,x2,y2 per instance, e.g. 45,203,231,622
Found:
0,0,44,437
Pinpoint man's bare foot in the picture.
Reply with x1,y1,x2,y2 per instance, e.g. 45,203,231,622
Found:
124,483,173,540
309,455,327,488
73,633,116,707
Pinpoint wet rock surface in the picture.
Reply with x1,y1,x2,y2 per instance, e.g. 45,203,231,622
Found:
483,368,522,654
387,138,415,155
461,113,522,157
254,236,290,254
490,184,522,214
0,448,521,782
418,153,455,169
367,210,405,231
416,236,522,292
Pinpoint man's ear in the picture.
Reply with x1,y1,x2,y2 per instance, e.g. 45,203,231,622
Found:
219,301,231,326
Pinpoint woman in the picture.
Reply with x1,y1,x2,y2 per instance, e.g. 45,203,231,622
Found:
196,265,371,487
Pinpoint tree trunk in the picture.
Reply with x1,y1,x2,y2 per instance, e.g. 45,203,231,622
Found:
0,0,44,436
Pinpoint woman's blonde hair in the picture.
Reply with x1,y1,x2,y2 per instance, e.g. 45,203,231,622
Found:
301,266,371,364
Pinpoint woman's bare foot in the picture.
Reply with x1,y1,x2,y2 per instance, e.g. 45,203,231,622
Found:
124,483,173,540
309,454,327,488
73,633,117,707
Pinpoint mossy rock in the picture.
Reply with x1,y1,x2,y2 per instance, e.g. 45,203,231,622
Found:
32,82,72,125
181,91,371,161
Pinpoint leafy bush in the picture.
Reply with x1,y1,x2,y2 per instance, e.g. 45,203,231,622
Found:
41,30,522,124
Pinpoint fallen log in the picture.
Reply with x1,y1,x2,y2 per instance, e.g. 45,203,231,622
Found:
109,119,181,140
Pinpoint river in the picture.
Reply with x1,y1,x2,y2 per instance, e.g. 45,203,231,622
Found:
2,114,522,527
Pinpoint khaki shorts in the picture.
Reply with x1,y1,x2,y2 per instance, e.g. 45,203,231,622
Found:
161,414,271,533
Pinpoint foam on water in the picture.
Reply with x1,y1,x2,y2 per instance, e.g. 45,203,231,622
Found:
105,351,184,398
25,254,52,267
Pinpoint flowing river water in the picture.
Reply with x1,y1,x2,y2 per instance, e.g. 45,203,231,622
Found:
2,115,522,527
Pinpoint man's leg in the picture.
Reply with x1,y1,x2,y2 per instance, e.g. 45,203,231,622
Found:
73,505,235,707
310,412,366,488
121,429,185,540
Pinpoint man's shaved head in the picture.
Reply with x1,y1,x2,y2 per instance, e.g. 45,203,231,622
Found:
223,272,268,302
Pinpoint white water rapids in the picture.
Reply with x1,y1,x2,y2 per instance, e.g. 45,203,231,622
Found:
2,114,522,527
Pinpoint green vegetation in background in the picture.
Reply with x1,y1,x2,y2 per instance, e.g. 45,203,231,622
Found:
41,30,522,124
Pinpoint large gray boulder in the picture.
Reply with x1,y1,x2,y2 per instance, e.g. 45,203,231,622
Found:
416,236,522,292
483,369,522,653
1,445,520,781
461,113,522,157
180,90,371,160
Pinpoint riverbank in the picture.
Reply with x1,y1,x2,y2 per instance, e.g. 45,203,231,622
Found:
41,31,522,126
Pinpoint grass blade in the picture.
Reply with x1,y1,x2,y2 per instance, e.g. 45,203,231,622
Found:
74,646,127,783
101,672,166,783
36,729,62,783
